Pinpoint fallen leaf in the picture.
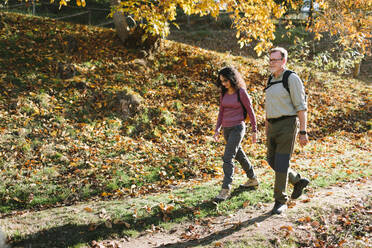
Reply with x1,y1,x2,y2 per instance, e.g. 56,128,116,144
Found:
84,207,93,212
214,241,223,247
298,216,312,223
280,225,293,231
311,221,320,228
287,201,296,208
338,239,346,246
193,210,201,215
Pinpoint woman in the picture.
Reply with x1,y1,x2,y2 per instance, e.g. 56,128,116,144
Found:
214,67,258,201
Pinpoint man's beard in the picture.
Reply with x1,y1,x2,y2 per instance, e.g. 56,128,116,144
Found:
269,67,277,74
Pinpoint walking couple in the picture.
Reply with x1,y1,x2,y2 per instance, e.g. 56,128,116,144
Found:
213,47,310,215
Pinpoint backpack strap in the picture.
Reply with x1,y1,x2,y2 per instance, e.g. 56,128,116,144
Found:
282,70,295,94
264,70,295,94
264,75,273,91
236,88,247,120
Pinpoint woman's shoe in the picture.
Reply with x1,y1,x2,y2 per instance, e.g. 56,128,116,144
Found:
240,178,259,188
215,188,230,201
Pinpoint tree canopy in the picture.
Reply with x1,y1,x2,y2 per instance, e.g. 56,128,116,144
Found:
108,0,291,55
311,0,371,55
50,0,371,56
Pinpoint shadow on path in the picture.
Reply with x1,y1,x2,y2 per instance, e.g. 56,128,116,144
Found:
11,187,260,247
156,212,273,248
11,197,234,247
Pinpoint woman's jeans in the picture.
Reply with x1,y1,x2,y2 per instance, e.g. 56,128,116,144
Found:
222,123,256,189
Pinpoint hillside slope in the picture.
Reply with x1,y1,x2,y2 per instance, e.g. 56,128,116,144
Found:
0,11,370,213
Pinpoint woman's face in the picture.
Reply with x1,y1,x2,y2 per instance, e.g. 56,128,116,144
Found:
220,75,231,89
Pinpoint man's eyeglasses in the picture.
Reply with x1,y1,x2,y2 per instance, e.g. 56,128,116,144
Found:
269,58,283,63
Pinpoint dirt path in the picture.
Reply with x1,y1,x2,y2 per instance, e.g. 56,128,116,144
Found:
95,179,371,248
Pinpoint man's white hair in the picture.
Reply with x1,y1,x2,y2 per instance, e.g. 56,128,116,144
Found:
270,47,288,62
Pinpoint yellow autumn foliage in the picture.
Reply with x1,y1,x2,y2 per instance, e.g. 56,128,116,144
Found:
109,0,289,56
310,0,371,54
53,0,371,55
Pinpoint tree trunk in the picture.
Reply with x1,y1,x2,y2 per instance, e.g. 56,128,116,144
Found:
110,0,160,53
110,0,129,44
353,61,361,78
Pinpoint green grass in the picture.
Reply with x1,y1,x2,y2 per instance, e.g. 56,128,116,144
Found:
3,175,270,247
3,158,371,247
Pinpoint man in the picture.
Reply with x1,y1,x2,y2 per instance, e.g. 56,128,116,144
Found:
265,47,310,215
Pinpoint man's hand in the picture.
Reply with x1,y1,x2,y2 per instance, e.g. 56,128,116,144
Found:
299,134,309,147
213,132,220,142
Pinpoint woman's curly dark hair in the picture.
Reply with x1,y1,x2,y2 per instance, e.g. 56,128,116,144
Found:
216,67,246,96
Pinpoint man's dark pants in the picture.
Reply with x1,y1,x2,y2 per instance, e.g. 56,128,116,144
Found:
267,116,302,203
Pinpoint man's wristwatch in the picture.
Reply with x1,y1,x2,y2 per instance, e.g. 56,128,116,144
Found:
299,130,307,135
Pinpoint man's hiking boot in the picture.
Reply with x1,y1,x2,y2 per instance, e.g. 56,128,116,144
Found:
240,178,259,188
215,188,230,201
271,201,287,215
291,178,310,199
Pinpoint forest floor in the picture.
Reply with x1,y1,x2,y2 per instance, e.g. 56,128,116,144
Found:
0,11,371,248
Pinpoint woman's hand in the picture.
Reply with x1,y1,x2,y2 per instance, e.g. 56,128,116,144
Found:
213,132,220,142
251,132,257,144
